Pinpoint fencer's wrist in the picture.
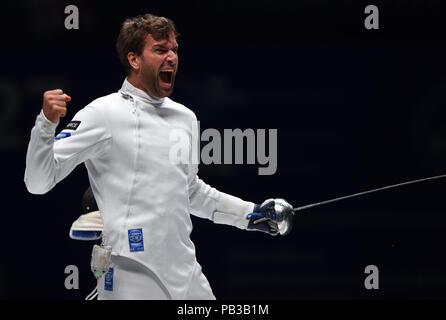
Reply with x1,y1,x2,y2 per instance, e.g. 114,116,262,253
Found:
253,203,261,213
38,109,59,135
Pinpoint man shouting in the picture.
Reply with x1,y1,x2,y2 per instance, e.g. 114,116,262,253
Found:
25,13,294,300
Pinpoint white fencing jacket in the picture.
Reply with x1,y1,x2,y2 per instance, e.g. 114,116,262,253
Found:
25,78,254,299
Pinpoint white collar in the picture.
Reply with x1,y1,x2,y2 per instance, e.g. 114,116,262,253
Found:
120,78,165,105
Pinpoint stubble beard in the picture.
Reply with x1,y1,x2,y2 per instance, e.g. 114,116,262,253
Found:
139,56,175,98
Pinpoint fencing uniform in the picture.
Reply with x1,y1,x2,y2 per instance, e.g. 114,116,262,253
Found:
25,78,255,299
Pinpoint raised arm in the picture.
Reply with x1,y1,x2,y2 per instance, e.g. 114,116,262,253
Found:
24,90,111,194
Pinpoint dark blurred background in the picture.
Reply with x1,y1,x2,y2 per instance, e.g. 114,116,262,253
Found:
1,0,446,300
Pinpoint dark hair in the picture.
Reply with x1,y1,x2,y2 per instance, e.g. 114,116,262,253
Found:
116,13,179,74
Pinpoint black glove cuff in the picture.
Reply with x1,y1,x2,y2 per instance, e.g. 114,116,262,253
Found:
253,203,261,213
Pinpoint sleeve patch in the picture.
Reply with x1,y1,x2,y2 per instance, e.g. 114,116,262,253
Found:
55,132,71,140
65,121,81,130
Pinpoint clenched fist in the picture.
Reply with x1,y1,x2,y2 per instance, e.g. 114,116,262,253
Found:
42,89,72,123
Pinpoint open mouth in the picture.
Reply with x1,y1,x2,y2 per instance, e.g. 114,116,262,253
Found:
159,70,174,87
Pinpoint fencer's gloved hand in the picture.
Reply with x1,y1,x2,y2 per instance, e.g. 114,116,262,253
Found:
246,199,295,236
247,201,279,235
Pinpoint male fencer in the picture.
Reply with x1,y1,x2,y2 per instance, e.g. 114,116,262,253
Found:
25,13,294,299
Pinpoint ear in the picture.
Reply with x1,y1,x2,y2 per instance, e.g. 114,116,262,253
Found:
127,52,140,72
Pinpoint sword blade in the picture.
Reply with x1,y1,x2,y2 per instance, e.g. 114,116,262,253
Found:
293,174,446,212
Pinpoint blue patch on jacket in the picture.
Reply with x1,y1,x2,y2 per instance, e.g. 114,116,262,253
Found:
55,132,71,140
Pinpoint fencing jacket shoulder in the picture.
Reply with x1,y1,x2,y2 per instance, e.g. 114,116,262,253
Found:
24,78,254,299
